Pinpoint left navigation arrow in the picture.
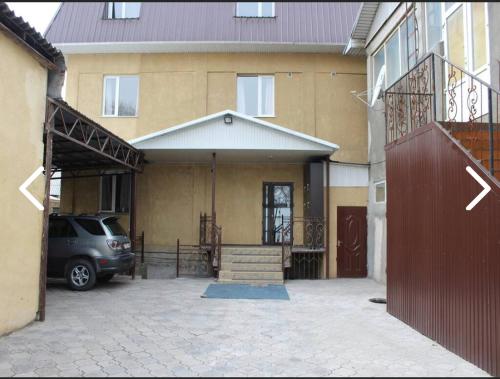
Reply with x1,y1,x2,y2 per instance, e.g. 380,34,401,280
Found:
19,166,45,211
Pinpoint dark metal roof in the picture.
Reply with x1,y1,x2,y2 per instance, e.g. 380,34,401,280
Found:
47,97,144,172
45,2,360,46
0,2,63,65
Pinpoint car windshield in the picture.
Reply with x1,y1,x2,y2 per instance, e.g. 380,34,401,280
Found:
102,217,127,236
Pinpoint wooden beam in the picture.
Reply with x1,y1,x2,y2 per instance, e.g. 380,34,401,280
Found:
38,101,54,321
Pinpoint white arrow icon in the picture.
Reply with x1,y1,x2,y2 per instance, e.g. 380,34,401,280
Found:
19,166,45,211
465,166,491,211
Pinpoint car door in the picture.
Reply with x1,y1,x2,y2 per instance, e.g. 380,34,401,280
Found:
47,218,79,276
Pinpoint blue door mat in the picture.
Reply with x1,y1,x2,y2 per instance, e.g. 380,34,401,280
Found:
202,283,290,300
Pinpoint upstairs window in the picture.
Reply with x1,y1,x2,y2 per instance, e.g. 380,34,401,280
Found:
107,2,141,19
100,173,130,213
372,9,418,90
103,76,139,117
236,2,274,17
237,75,275,117
425,2,443,52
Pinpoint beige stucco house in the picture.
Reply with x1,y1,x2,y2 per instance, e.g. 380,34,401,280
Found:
46,2,370,282
0,3,65,334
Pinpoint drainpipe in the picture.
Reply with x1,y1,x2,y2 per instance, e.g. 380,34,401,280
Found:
47,55,66,99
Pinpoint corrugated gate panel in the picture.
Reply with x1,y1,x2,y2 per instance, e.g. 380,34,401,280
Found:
386,122,500,376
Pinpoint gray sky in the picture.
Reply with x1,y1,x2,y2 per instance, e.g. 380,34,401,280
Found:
6,2,61,35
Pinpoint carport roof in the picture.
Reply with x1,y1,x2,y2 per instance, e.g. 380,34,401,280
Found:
46,97,144,172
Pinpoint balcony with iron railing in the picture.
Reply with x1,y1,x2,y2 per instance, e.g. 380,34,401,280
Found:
385,53,499,180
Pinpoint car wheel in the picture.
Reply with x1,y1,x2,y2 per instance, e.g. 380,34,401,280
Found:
66,259,96,291
97,273,114,283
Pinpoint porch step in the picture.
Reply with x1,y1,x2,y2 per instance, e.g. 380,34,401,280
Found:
228,255,282,264
218,279,284,285
219,270,283,282
222,262,282,272
222,247,282,256
218,246,284,284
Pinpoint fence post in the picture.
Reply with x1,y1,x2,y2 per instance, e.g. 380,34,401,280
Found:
218,229,222,279
176,238,180,278
488,88,495,176
140,231,145,264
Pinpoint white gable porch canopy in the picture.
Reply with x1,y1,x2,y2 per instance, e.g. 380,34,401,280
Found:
129,110,338,163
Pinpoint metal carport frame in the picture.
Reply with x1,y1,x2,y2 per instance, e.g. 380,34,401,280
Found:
38,97,144,321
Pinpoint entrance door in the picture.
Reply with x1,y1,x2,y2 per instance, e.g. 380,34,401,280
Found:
263,183,293,245
337,206,367,277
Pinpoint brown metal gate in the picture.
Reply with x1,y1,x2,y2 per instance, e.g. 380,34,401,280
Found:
386,122,500,376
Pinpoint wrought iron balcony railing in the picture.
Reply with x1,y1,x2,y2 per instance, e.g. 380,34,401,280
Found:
385,53,499,178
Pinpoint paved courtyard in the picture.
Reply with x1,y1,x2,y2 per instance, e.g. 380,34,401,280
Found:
0,277,489,377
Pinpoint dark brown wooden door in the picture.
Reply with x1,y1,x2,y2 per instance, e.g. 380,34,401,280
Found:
337,206,367,277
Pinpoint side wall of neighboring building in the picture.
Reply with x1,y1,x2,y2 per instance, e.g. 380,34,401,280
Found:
365,2,495,283
0,31,47,335
365,3,404,284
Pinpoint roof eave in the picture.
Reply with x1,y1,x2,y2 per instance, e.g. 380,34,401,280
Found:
52,41,347,55
343,38,366,55
129,110,339,153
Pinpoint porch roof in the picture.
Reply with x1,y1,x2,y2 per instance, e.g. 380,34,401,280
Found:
129,110,339,163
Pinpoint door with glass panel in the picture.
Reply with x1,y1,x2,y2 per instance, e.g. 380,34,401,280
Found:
262,183,293,245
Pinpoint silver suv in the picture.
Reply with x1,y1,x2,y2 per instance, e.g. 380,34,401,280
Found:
48,214,135,291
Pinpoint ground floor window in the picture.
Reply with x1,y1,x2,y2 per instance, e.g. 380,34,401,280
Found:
100,173,130,213
374,180,386,203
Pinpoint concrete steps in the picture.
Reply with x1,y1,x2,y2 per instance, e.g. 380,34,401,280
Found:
218,246,283,285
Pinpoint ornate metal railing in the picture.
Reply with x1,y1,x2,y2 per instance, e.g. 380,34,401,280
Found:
386,53,499,178
281,219,292,271
199,213,212,246
175,239,211,278
281,216,325,279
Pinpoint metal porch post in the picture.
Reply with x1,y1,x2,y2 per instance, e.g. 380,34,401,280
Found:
38,101,54,322
324,157,330,279
210,152,216,274
488,89,495,176
129,171,136,279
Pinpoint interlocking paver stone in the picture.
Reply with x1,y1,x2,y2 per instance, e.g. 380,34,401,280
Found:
0,277,491,377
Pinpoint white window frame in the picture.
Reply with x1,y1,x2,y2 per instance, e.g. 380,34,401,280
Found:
372,45,385,92
374,180,387,204
384,27,401,87
443,2,489,76
99,175,116,213
102,75,139,117
237,75,275,117
424,2,444,53
371,7,418,90
99,172,130,213
107,2,141,19
236,2,275,17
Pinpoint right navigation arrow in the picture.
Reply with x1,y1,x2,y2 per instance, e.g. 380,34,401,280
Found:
465,166,491,211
